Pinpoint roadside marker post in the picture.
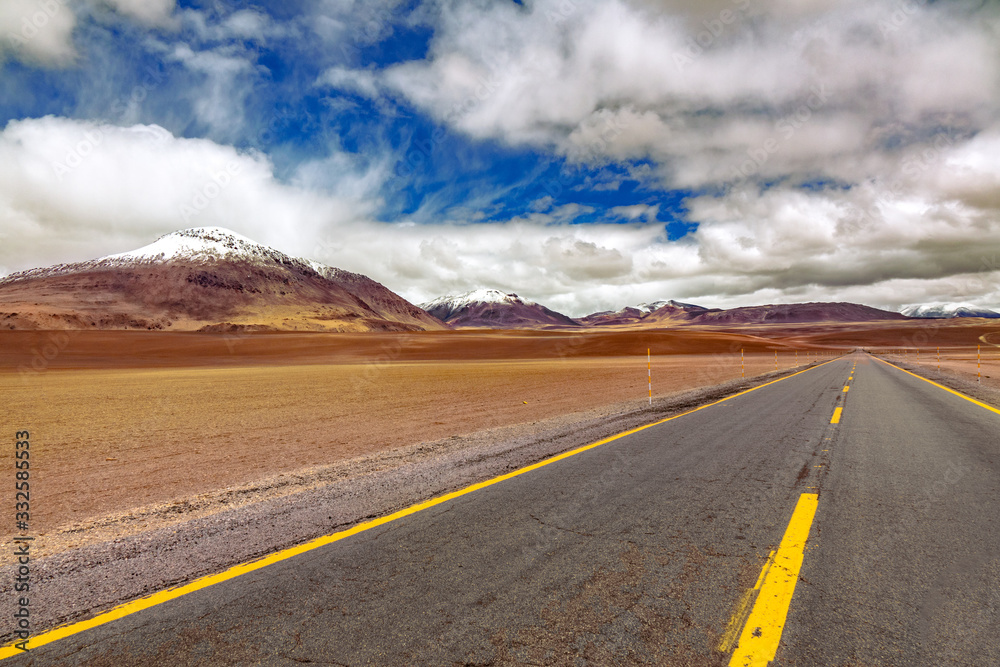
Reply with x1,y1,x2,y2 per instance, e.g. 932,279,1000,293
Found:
741,348,745,379
978,344,981,384
937,347,940,371
648,348,652,405
774,349,778,370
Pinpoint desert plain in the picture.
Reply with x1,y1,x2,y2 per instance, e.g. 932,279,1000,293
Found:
3,319,999,564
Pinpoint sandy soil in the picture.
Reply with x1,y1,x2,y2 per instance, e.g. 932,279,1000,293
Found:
2,338,830,559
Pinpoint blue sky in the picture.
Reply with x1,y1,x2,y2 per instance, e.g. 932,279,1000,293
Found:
2,0,1000,315
1,0,692,229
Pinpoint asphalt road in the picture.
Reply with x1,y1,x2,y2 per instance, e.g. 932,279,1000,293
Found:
6,352,999,665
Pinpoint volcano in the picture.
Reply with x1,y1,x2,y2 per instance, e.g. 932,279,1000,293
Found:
421,289,579,329
0,227,444,332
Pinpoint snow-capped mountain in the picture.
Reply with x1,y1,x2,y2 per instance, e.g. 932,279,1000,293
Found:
636,299,706,313
100,227,283,264
900,303,1000,318
421,289,535,312
420,289,578,329
579,300,908,326
577,299,711,326
0,227,444,332
691,302,907,324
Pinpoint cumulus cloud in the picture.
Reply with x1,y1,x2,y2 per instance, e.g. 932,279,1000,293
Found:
0,117,675,316
5,112,1000,317
0,116,374,271
378,0,1000,191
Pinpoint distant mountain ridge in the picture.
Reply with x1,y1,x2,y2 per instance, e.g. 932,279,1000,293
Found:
575,300,906,327
577,299,713,326
688,302,907,325
900,303,1000,318
0,227,444,332
420,289,579,329
421,290,913,329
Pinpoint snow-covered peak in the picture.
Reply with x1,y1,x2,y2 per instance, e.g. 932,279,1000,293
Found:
421,289,535,310
636,299,704,313
0,227,326,285
99,227,280,263
637,300,669,313
901,302,1000,318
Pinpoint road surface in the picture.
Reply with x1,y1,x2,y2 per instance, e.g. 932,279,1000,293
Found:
5,352,999,665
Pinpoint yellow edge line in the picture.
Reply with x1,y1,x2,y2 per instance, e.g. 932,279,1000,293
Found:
0,358,841,659
873,357,1000,417
728,493,820,667
830,406,843,424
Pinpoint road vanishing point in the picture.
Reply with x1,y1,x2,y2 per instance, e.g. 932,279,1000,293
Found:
4,351,999,665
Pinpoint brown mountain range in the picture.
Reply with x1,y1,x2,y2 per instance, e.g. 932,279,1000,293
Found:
0,227,444,332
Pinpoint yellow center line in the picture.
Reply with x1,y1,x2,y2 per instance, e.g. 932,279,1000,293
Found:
728,493,820,667
717,549,776,654
830,407,843,423
0,360,843,659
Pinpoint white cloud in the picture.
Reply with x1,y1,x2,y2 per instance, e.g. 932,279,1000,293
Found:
0,0,178,68
377,0,1000,193
317,66,382,99
99,0,176,27
0,0,77,66
0,117,374,271
180,8,289,44
161,43,258,140
5,115,1000,317
612,204,659,222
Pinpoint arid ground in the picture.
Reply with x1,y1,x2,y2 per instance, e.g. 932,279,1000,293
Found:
2,320,998,563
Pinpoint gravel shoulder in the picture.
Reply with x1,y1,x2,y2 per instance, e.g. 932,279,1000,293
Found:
1,363,824,644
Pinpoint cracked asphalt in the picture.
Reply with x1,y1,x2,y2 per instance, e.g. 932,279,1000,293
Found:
7,352,1000,665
